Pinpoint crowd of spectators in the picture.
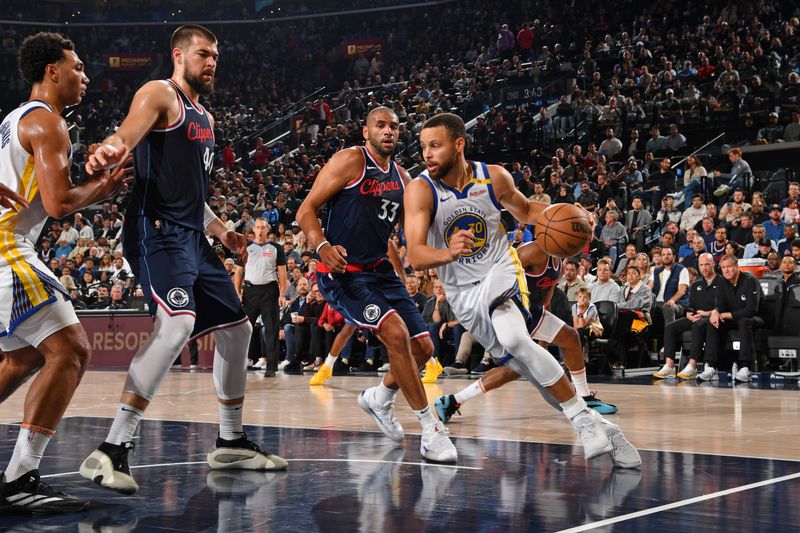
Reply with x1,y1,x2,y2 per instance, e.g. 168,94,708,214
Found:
1,0,799,373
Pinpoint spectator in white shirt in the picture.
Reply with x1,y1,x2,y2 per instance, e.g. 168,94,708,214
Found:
59,221,80,246
598,128,623,159
589,259,621,303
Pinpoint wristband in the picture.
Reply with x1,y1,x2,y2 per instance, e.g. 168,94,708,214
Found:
203,203,218,230
315,240,330,254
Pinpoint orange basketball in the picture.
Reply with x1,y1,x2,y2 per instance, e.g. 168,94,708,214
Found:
534,204,593,258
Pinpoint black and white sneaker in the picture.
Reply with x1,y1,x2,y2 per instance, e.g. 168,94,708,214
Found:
79,441,138,495
207,434,288,471
443,362,469,375
0,470,89,514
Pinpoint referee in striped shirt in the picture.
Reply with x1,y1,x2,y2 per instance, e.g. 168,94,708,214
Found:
243,218,288,376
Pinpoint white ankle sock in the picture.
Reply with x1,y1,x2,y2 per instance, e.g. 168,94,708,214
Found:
219,403,244,440
324,354,337,368
373,381,397,405
107,404,143,445
5,425,52,481
414,406,437,429
570,369,590,397
560,394,588,420
454,379,486,404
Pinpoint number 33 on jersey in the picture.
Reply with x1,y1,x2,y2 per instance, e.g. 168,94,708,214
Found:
324,146,404,265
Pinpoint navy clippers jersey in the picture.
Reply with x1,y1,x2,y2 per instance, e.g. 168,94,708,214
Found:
128,79,214,231
523,249,563,308
324,146,404,264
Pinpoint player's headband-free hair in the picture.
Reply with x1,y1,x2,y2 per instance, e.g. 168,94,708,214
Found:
171,24,217,50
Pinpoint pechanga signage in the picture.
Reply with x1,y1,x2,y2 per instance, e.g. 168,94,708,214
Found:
107,54,154,70
342,39,384,59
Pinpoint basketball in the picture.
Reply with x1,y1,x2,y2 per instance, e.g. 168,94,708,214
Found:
534,204,592,258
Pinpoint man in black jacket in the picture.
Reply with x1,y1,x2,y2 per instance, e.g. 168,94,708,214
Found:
698,254,762,382
654,253,719,380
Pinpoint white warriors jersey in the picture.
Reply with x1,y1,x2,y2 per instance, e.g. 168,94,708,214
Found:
417,160,526,292
0,100,70,336
0,100,71,242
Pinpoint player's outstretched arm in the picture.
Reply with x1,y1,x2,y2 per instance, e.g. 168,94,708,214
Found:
488,164,549,225
404,178,473,270
86,80,175,175
23,110,132,219
296,148,362,273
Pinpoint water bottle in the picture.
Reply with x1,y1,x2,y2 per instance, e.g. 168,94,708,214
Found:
731,362,738,384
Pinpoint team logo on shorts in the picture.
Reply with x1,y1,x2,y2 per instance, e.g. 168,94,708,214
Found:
363,304,382,323
167,288,190,308
445,212,488,257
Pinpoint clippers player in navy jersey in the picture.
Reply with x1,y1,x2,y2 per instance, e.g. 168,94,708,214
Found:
79,25,286,496
297,106,457,463
435,239,623,428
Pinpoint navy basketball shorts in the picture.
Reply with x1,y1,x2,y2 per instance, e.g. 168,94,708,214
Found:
124,217,247,340
317,270,428,339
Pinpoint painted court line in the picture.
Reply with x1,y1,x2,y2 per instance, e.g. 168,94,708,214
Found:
41,458,479,479
556,470,800,533
288,458,480,470
42,461,207,479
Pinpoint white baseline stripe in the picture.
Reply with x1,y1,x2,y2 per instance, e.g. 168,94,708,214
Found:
41,458,480,479
288,458,480,470
556,470,800,533
42,460,207,479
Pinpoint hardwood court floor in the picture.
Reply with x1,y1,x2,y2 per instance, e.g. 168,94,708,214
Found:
3,371,800,531
2,370,799,462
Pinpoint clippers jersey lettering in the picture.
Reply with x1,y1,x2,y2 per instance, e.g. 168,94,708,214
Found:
0,100,72,243
521,247,563,308
324,146,404,264
128,80,214,231
420,161,523,290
